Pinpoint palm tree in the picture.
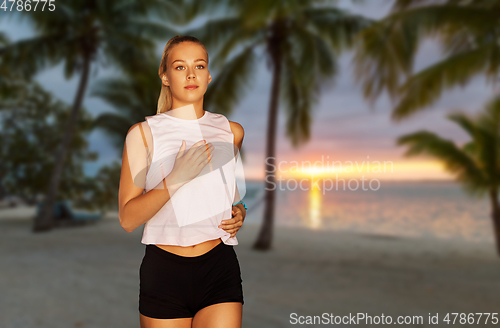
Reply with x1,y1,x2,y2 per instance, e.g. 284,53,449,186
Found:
0,0,181,232
0,76,100,207
182,0,373,250
396,94,500,257
353,0,500,121
89,58,162,150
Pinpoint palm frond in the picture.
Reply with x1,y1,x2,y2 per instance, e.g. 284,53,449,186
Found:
354,3,496,108
392,43,498,121
91,113,136,149
279,38,321,148
203,45,258,116
302,7,374,52
0,32,9,45
447,111,497,183
181,0,236,22
181,17,245,67
211,26,265,71
122,19,181,41
353,18,418,104
287,22,338,90
0,33,68,79
91,79,147,110
396,130,486,188
446,111,479,141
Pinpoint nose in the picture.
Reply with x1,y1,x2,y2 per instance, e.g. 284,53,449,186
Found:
187,67,196,80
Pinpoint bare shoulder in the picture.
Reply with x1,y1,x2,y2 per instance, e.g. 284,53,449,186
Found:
125,121,153,154
229,120,244,138
126,121,144,136
126,121,151,139
125,123,141,146
229,120,245,148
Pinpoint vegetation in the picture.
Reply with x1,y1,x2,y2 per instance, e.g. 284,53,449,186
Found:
397,95,500,256
0,0,180,231
354,0,500,121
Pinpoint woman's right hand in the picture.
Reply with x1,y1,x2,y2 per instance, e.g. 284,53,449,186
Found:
165,140,214,191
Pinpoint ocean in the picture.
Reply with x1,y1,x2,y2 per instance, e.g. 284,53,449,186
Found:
241,179,494,243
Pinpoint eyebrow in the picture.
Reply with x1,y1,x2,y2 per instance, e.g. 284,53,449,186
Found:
171,59,207,65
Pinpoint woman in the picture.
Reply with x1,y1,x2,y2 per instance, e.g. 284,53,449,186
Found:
118,35,247,328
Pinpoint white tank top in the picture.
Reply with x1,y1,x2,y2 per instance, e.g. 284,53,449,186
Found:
141,110,239,246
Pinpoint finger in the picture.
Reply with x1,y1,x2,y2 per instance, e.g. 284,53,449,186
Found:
196,143,214,165
223,227,237,233
221,218,235,225
187,140,207,156
195,141,211,153
221,223,238,230
230,215,243,222
201,143,214,157
176,140,186,158
231,216,243,224
228,220,243,229
193,139,207,148
219,222,231,229
199,152,213,168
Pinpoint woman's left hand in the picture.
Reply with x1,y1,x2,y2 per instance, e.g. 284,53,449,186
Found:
218,206,245,238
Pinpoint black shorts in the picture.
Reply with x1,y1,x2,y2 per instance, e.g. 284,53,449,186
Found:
139,240,244,319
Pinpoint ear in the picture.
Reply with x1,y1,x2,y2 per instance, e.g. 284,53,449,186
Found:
161,74,169,87
208,72,212,84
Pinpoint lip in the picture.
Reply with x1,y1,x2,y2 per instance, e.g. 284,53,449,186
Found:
185,85,199,90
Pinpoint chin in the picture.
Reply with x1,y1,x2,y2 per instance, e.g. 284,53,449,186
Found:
185,90,205,97
180,96,203,103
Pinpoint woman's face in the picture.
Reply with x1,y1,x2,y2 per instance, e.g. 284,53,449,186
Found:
162,42,211,105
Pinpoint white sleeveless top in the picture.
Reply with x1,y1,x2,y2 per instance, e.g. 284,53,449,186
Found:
141,110,239,246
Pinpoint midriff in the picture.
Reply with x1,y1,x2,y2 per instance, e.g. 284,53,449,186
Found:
154,237,223,257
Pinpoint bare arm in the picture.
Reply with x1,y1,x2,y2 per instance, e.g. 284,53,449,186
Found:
118,122,214,233
118,122,180,233
229,121,246,218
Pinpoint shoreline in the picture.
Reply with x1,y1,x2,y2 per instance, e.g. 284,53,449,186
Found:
1,205,496,257
1,206,499,327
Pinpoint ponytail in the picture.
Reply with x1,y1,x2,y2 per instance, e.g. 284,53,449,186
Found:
157,83,172,114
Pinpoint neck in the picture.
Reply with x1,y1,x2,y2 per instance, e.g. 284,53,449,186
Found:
172,99,204,114
168,103,205,120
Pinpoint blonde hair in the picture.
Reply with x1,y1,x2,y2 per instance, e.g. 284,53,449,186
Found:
157,35,209,114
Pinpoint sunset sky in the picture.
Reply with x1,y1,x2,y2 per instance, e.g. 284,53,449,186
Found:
2,0,496,181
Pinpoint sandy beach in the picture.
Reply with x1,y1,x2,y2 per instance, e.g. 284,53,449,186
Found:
1,206,499,328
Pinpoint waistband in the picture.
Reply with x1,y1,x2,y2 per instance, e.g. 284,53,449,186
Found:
146,240,228,263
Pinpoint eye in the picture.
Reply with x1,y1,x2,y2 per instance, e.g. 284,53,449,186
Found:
175,65,205,71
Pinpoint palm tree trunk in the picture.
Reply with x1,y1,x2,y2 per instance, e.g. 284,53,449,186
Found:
0,180,6,200
252,29,282,251
33,52,91,232
489,189,500,257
